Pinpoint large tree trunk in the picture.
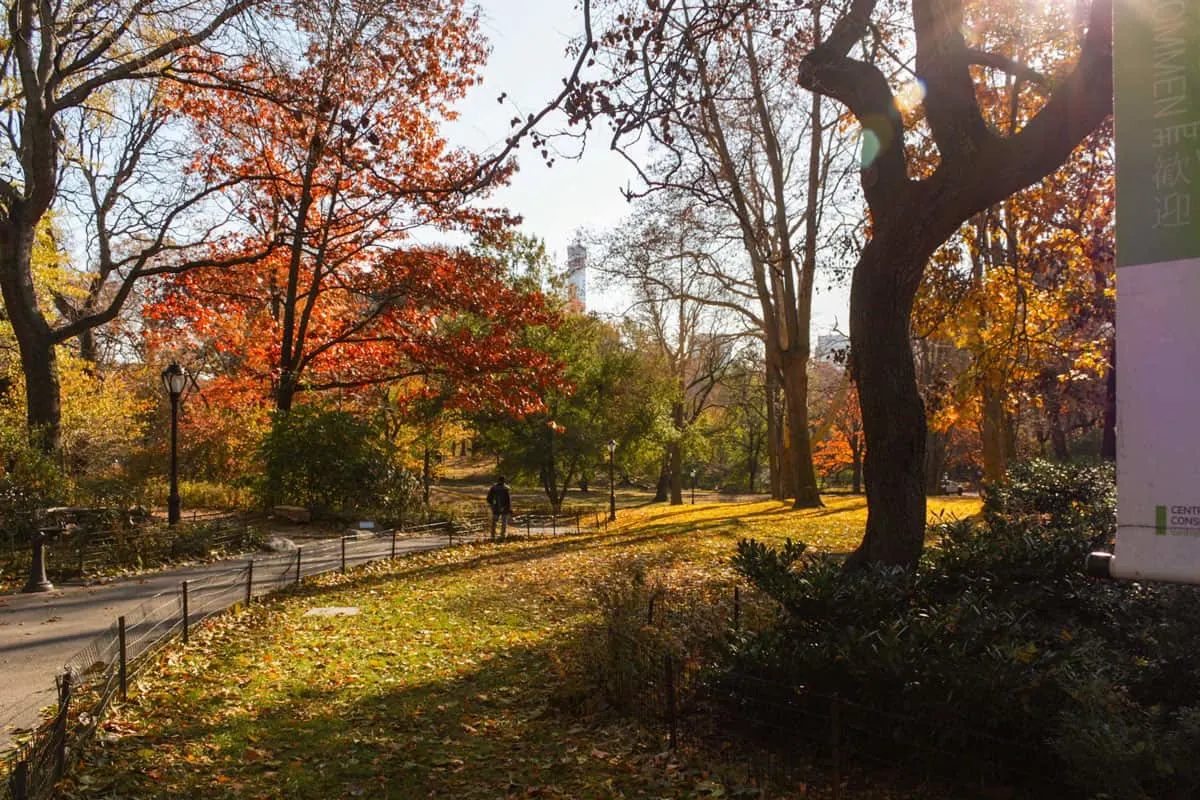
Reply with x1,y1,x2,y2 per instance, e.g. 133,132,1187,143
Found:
0,219,61,452
654,456,670,502
668,405,684,505
781,351,822,507
980,380,1008,484
845,236,928,568
765,364,783,500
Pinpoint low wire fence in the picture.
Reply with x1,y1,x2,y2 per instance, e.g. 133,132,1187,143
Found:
1,519,264,587
595,586,1072,799
1,510,606,800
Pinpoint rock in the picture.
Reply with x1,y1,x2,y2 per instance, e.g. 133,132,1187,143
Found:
265,536,296,552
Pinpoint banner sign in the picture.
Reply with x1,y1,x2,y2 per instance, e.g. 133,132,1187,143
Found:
1103,0,1200,581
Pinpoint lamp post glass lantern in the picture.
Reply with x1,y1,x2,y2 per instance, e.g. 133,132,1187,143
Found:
690,469,697,505
607,439,617,521
161,363,187,525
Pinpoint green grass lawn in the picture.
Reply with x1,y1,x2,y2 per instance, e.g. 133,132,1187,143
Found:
62,496,979,799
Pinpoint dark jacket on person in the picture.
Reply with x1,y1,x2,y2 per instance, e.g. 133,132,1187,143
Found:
486,481,512,515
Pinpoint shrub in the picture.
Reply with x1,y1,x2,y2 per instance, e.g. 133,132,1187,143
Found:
255,406,389,515
0,425,72,532
584,561,673,712
726,461,1200,796
573,559,736,720
983,458,1116,532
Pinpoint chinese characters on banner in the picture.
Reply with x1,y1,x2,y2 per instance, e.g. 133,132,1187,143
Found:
1096,0,1200,581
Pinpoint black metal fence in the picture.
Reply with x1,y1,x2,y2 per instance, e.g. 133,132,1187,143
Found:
1,519,264,586
1,510,606,800
598,588,1073,800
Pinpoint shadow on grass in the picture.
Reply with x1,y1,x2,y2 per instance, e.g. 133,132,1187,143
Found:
72,607,662,799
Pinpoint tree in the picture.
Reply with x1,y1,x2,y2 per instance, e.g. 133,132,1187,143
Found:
793,0,1112,565
145,0,564,417
473,312,665,513
914,127,1114,483
571,0,1111,563
809,358,863,492
0,0,269,451
706,349,770,493
594,200,738,505
573,2,860,507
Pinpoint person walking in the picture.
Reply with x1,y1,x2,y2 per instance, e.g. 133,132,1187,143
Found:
486,476,513,540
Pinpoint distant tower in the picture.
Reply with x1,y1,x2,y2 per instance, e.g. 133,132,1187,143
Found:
565,241,587,308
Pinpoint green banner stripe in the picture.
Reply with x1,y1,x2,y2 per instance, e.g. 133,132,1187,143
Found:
1115,0,1200,267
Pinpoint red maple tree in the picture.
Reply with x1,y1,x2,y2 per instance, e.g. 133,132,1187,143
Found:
146,0,563,416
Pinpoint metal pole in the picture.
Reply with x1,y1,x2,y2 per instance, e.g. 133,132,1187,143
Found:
390,530,397,559
296,548,303,583
54,671,71,781
12,760,29,800
118,616,127,700
665,654,677,750
341,537,347,572
245,560,253,606
182,581,189,643
167,393,181,525
609,448,617,521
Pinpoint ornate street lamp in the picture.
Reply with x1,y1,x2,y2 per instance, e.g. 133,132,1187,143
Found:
690,468,697,505
607,439,617,521
161,362,187,525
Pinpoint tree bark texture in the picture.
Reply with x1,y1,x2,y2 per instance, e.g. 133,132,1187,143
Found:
0,217,60,451
845,234,930,567
781,351,822,507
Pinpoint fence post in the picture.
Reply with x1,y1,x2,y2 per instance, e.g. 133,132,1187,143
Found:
552,515,557,536
526,515,531,536
340,537,347,573
733,586,741,631
575,513,580,535
118,616,127,701
664,654,677,750
296,548,303,584
11,760,29,800
390,530,397,559
54,670,71,781
245,560,254,606
831,693,842,800
182,581,189,644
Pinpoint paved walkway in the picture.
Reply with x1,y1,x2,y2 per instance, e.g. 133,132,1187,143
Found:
0,527,482,752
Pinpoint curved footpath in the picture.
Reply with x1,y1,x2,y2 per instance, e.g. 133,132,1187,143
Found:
0,528,462,753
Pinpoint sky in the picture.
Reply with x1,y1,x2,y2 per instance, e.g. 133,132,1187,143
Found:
447,0,851,334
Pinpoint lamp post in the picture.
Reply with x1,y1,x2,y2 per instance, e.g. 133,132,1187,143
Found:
161,362,187,525
690,468,697,505
607,439,617,521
